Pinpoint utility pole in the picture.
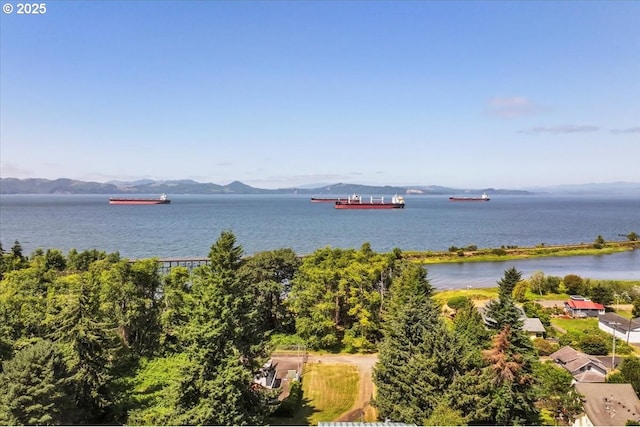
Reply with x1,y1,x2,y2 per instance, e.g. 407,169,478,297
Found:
610,321,621,372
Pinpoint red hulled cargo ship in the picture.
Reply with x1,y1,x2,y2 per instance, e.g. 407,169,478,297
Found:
334,194,405,209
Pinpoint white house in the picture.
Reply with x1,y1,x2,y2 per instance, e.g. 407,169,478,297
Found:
598,312,640,344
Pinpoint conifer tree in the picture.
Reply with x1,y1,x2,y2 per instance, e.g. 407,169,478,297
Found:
477,326,539,425
176,231,266,425
373,262,462,424
0,340,77,425
484,266,535,353
51,278,117,423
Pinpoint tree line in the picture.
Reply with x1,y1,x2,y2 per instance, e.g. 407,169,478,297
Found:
1,235,639,425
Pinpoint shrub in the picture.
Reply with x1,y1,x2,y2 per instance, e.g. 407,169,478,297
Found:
491,248,507,256
558,331,582,348
533,338,559,356
578,334,608,355
447,296,470,311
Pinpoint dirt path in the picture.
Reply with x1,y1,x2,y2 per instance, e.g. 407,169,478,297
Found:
306,353,378,422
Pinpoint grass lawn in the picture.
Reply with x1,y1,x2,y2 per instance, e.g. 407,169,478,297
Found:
551,317,598,333
433,288,499,307
271,363,359,426
526,291,570,301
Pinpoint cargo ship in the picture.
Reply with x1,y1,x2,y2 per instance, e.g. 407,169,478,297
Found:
335,194,405,209
449,193,490,202
311,197,340,202
109,193,171,205
311,196,347,202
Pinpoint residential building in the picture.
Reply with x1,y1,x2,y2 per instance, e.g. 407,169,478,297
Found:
573,383,640,426
564,295,605,318
549,346,607,383
522,317,546,338
478,302,546,338
598,312,640,344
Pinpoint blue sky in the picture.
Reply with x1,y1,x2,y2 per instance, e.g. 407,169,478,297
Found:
1,1,638,189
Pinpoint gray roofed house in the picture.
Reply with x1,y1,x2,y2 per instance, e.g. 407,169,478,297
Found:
573,383,640,427
598,312,640,344
522,317,546,338
549,346,607,383
478,302,546,338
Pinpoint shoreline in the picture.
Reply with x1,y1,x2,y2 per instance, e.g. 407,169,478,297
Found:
402,240,638,265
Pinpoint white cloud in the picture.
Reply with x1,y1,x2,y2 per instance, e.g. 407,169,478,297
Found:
611,126,640,134
518,125,600,134
486,97,542,118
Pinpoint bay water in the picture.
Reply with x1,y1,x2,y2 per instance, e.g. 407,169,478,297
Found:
1,193,638,288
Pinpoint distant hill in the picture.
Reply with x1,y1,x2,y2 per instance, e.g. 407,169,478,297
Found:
1,177,535,195
525,181,640,195
0,178,119,194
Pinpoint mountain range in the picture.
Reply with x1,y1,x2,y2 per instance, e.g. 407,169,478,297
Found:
0,178,532,195
1,178,638,195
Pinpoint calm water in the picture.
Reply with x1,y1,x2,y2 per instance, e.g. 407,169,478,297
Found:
1,194,639,287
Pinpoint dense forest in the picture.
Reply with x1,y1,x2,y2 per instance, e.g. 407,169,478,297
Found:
1,233,639,425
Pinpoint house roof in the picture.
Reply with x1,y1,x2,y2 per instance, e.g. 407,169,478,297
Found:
566,299,605,310
575,383,640,426
549,346,607,380
599,312,640,332
573,370,606,383
522,318,546,333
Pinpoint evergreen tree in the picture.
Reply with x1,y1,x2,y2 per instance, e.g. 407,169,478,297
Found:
122,353,193,426
467,268,539,424
484,267,535,353
0,340,77,425
175,231,266,425
51,277,117,423
423,399,467,426
373,262,463,423
477,326,539,425
453,297,491,348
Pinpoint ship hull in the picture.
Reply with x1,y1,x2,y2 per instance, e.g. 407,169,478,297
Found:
109,199,171,205
311,197,343,202
448,197,490,202
335,202,405,209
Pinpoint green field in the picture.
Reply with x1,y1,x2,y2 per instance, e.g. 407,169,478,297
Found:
404,240,639,264
271,363,360,426
550,317,598,334
433,288,499,307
